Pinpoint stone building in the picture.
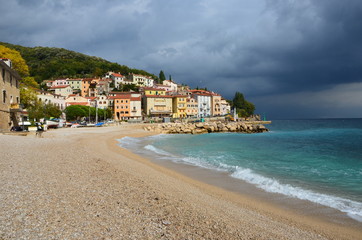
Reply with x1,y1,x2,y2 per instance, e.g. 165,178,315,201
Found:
0,59,21,131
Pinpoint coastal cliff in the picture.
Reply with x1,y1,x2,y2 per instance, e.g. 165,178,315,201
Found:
144,121,269,134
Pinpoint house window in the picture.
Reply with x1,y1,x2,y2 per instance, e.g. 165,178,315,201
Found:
3,90,6,103
2,69,5,81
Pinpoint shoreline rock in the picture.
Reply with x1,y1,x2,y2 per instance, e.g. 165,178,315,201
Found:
144,121,269,134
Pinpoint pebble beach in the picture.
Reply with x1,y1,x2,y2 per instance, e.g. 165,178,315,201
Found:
1,125,361,239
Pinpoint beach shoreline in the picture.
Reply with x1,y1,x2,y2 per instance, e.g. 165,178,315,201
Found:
1,124,361,239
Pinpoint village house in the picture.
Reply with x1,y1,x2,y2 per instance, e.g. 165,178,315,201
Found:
42,80,54,88
36,90,66,111
110,73,126,89
65,94,90,107
141,87,166,96
172,95,187,118
81,78,99,97
49,85,73,97
85,97,97,108
110,92,142,120
129,94,142,120
67,79,82,94
190,90,212,118
162,80,178,92
211,93,222,116
128,74,154,87
186,97,198,118
220,98,231,116
0,59,21,130
97,79,111,95
153,84,172,92
51,79,69,87
96,95,109,109
142,91,173,118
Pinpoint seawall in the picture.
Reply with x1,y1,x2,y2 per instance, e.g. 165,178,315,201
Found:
144,121,270,134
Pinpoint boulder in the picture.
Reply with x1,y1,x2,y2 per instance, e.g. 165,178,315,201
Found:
183,128,192,134
239,122,247,130
217,123,225,130
195,122,204,128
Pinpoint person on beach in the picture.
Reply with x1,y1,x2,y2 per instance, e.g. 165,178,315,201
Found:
35,122,44,138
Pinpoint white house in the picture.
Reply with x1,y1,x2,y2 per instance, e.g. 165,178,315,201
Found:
110,73,126,89
96,95,109,109
52,79,70,87
129,93,142,119
49,85,73,97
162,80,178,92
128,74,154,87
37,90,66,111
220,98,231,116
190,90,212,118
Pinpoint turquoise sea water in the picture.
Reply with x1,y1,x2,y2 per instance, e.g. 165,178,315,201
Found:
119,119,362,221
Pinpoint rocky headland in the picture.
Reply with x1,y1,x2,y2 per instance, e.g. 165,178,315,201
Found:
144,121,269,134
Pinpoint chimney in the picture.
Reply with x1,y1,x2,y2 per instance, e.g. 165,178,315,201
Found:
1,58,12,68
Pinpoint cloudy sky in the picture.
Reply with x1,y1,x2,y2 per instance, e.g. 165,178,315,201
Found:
1,0,362,118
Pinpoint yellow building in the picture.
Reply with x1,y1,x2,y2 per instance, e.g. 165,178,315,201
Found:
211,94,222,116
172,95,187,118
142,87,166,96
143,95,173,118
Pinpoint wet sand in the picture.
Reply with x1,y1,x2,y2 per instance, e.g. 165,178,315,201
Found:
1,124,361,239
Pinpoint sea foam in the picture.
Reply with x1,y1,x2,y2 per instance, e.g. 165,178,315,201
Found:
231,167,362,221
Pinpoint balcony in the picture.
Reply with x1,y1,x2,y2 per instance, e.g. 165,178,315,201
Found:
150,109,172,114
10,103,22,112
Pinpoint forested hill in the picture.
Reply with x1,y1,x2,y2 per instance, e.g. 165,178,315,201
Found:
0,42,156,83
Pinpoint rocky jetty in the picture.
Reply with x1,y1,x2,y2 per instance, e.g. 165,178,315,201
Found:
144,121,269,134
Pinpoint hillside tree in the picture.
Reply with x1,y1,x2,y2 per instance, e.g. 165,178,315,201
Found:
159,70,166,82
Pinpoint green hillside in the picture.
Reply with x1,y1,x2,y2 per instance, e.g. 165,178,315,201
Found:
0,42,156,83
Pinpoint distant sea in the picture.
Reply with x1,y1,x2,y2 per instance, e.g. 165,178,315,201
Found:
119,119,362,222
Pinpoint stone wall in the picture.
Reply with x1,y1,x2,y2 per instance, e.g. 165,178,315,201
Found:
144,121,269,134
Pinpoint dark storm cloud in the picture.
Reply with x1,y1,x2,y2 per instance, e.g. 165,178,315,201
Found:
1,0,361,118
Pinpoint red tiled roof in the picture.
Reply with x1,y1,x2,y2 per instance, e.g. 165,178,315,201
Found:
50,85,70,89
112,73,124,77
67,102,89,106
194,93,212,96
109,91,133,95
130,97,141,101
108,95,131,100
143,87,166,91
144,95,173,98
172,95,188,98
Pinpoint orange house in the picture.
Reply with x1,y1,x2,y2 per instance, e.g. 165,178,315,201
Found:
111,94,131,120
